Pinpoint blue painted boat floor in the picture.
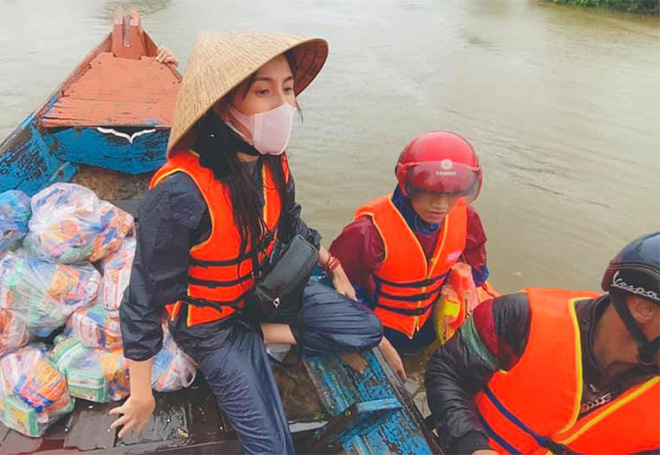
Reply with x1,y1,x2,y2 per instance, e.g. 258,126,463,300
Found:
303,349,441,454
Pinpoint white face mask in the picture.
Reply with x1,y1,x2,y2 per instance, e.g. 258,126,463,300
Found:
227,103,296,155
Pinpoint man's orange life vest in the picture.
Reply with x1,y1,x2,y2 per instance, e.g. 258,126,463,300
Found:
354,194,468,339
475,287,660,454
149,150,285,327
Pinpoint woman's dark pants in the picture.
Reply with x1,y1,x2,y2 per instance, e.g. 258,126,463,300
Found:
170,281,383,455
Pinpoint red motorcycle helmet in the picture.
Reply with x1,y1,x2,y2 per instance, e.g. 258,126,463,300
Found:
395,131,483,200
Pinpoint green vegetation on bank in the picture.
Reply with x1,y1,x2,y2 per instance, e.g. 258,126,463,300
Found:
551,0,659,14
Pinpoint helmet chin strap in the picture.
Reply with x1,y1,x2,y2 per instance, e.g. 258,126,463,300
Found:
610,293,660,368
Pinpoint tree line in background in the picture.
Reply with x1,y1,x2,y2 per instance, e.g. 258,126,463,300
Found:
552,0,659,14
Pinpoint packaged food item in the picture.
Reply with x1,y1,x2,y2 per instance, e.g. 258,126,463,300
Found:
0,344,74,437
49,336,129,403
99,237,136,312
0,308,30,356
434,262,481,344
66,303,121,349
0,252,101,337
0,345,45,398
151,324,196,392
23,183,103,264
89,202,134,262
0,190,31,256
49,335,88,373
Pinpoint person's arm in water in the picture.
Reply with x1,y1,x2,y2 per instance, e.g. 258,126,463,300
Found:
110,173,207,437
425,294,532,454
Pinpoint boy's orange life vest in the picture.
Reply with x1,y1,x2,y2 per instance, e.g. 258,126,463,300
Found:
354,194,468,339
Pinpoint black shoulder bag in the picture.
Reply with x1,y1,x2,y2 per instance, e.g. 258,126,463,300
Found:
243,234,319,322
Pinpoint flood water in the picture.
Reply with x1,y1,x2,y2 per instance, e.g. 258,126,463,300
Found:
1,0,659,419
2,0,658,294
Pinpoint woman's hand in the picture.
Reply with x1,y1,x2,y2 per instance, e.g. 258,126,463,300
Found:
379,338,407,381
110,358,155,438
472,450,498,455
330,264,357,301
155,45,179,66
109,393,155,438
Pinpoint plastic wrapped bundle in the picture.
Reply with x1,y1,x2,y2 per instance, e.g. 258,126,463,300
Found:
0,190,31,256
151,324,196,392
66,303,121,349
0,308,30,356
433,262,481,344
89,202,134,262
23,183,104,264
0,252,101,337
99,237,136,312
0,344,74,437
49,336,129,403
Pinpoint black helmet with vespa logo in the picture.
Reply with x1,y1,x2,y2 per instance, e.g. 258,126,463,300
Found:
601,232,660,366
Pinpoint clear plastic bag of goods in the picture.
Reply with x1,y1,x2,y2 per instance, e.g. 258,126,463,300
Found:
0,344,74,437
23,183,133,264
0,190,31,256
49,336,129,403
0,252,101,337
66,303,121,349
89,202,134,262
23,183,104,264
151,323,196,392
99,237,136,312
0,308,30,356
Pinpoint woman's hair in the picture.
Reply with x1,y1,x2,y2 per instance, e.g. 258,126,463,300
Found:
193,51,297,269
221,149,289,269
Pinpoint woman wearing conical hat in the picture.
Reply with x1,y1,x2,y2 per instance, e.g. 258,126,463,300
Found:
109,31,383,453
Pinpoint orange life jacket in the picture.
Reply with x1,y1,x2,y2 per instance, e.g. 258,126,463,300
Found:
354,194,468,339
149,150,286,327
475,287,660,454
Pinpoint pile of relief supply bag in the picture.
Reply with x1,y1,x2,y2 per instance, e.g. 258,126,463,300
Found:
0,183,196,437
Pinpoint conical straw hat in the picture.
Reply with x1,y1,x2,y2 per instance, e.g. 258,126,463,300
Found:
167,30,328,156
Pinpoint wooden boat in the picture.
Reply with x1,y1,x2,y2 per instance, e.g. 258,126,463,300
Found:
0,9,442,455
0,7,180,196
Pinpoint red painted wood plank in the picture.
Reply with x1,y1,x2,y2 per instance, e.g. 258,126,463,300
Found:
41,98,173,127
62,53,179,102
111,7,147,60
41,51,179,127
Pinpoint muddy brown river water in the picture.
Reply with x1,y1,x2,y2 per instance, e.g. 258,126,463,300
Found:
1,0,658,419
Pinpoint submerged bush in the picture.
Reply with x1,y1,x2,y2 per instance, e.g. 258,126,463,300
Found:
551,0,660,14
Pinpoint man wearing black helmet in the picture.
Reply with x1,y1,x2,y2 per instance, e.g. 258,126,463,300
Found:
425,232,660,454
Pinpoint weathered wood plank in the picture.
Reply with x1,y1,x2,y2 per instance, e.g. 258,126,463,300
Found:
61,53,179,101
46,126,168,174
0,430,42,455
41,99,173,128
0,424,9,445
120,392,187,446
40,51,180,128
182,379,230,440
304,349,440,454
0,115,76,195
63,401,117,451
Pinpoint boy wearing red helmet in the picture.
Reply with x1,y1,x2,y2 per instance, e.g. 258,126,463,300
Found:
329,131,489,377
